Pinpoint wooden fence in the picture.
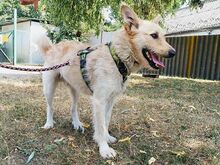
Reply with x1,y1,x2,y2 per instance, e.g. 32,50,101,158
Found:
143,35,220,80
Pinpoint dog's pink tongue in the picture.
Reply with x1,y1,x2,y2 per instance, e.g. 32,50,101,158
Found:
151,53,165,68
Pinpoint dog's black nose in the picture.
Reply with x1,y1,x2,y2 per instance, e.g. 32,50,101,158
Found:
168,49,176,58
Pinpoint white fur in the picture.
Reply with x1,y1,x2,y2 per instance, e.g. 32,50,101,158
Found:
38,4,174,159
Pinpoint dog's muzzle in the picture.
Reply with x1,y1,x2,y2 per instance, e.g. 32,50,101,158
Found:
165,49,176,58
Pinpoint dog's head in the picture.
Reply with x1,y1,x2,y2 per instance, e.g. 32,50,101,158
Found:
121,4,175,69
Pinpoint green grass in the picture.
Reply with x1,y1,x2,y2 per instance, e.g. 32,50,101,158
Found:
0,75,219,165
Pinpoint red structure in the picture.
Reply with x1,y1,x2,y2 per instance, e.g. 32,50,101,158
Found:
20,0,39,10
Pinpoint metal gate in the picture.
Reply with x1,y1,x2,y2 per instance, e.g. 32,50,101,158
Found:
0,30,14,64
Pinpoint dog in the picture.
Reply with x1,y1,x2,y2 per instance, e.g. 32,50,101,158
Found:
37,4,175,158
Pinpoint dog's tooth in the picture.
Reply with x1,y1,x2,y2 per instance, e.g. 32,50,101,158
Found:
145,50,152,60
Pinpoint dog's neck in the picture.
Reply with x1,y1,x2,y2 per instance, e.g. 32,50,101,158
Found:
112,29,141,73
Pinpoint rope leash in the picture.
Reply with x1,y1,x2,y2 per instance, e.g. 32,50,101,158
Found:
0,60,70,72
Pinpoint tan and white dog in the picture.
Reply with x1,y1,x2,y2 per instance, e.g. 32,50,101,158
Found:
37,4,175,158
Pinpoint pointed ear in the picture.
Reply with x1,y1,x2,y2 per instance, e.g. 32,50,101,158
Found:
153,15,162,24
121,3,139,29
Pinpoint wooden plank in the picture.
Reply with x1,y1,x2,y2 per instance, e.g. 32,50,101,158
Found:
163,38,168,76
176,37,182,76
173,37,179,76
215,37,220,80
170,37,178,76
170,37,175,76
187,36,195,78
160,57,166,76
205,35,214,79
167,37,173,76
163,38,170,76
210,35,219,80
184,37,191,77
191,36,198,78
180,37,186,77
164,38,169,76
200,36,208,79
196,36,204,78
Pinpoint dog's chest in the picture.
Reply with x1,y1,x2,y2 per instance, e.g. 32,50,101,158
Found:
90,62,127,96
80,46,128,95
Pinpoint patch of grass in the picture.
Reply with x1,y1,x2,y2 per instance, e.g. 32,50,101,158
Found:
0,75,219,165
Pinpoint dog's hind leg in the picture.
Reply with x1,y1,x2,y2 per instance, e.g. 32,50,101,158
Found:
92,96,116,158
69,88,84,133
105,97,117,144
42,72,58,129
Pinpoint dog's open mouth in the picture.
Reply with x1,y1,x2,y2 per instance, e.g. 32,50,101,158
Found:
142,48,165,69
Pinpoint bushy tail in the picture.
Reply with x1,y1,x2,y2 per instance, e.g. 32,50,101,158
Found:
35,33,52,55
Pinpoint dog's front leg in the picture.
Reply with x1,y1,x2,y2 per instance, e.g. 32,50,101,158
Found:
92,98,116,159
105,98,117,144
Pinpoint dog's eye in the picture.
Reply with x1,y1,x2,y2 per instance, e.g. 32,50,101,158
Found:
150,33,158,39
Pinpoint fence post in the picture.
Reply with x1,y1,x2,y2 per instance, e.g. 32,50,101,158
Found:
187,36,195,78
13,9,17,65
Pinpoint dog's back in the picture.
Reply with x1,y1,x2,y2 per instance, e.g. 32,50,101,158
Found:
36,36,89,60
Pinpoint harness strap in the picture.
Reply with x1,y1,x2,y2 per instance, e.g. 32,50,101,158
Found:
106,42,129,83
77,43,129,94
77,47,94,93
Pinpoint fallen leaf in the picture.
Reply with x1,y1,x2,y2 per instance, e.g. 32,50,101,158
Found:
148,157,156,165
85,149,92,152
25,151,35,164
140,150,147,154
54,137,65,144
69,142,77,148
149,118,155,122
106,160,112,164
120,124,130,131
170,150,186,157
118,137,131,143
83,123,90,128
151,131,160,137
188,105,196,110
106,160,115,165
68,137,75,141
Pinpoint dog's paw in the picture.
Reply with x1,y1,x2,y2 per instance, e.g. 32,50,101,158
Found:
72,121,84,133
99,146,116,159
107,134,117,144
42,122,54,129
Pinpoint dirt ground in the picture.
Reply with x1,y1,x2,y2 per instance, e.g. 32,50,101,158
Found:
0,75,219,165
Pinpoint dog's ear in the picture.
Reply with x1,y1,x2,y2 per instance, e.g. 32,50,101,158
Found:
121,3,139,29
153,15,162,24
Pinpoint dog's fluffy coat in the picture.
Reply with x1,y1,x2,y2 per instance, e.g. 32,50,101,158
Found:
38,4,175,158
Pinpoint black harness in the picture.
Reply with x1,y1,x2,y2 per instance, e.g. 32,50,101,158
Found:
77,43,129,93
106,42,129,82
77,48,94,93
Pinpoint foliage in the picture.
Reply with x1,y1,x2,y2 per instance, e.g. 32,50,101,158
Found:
0,0,204,42
0,0,42,23
46,25,88,43
41,0,204,34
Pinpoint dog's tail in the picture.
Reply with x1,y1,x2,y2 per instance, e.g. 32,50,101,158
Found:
35,33,52,55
